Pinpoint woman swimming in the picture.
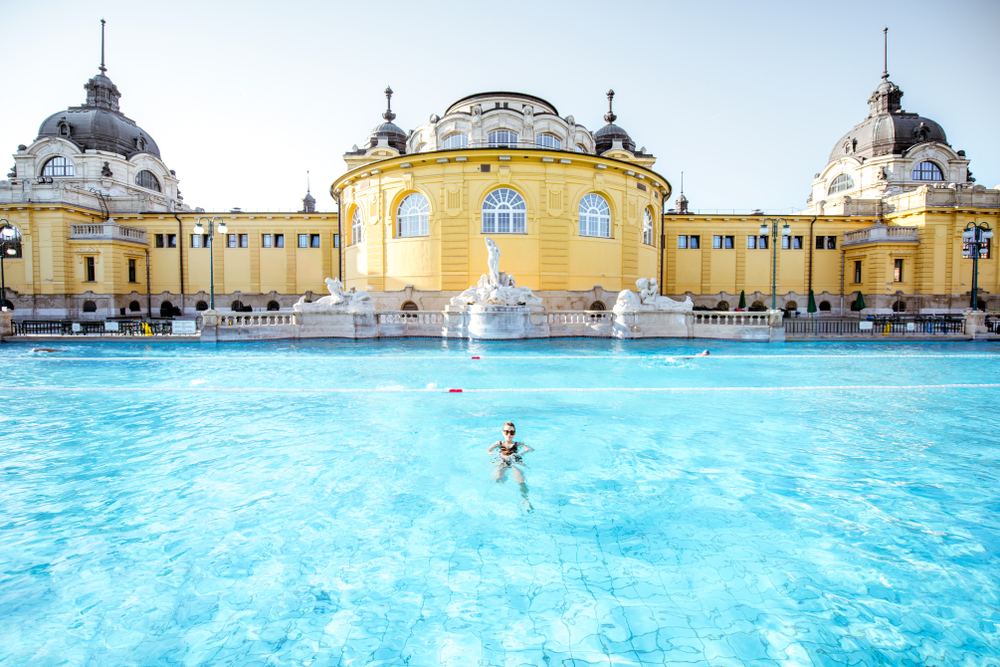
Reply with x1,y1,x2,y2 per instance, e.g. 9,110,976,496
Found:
487,421,534,510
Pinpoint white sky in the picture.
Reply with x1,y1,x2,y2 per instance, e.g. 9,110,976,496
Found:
3,0,998,214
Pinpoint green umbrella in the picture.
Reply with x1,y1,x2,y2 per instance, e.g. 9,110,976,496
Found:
807,290,817,314
738,290,746,309
853,291,866,311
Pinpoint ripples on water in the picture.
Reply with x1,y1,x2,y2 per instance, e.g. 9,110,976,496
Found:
1,340,999,666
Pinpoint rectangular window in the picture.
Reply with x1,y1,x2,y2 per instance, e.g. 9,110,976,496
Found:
894,258,903,282
262,234,272,248
298,234,309,248
167,234,177,248
155,234,164,248
240,234,249,248
334,234,340,248
781,236,790,249
128,258,137,283
759,236,769,250
689,235,699,249
747,236,757,249
793,236,803,250
191,234,210,248
816,236,824,250
227,234,237,248
713,235,722,249
191,234,201,248
854,260,862,284
678,236,688,249
275,234,284,248
86,257,95,282
827,236,836,250
310,234,321,248
724,235,734,249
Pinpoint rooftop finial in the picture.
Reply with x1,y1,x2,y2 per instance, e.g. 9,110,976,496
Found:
383,86,396,122
604,89,617,124
306,170,311,195
680,171,684,195
882,27,888,80
100,19,107,74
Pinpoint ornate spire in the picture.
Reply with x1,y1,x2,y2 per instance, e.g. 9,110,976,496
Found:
306,170,311,195
882,26,888,80
83,19,121,112
383,86,396,122
100,19,107,74
604,89,617,124
868,27,902,117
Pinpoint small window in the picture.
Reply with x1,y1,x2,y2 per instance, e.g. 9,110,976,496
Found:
298,234,309,248
83,300,97,312
41,156,75,177
85,257,96,282
191,234,210,248
826,236,836,250
160,301,175,317
231,300,245,311
135,170,161,192
488,130,518,148
819,301,831,312
894,258,903,282
892,300,906,312
912,161,943,181
275,234,284,248
678,235,688,249
717,301,730,311
689,235,700,249
747,236,757,249
267,300,280,311
793,236,803,250
310,234,320,248
128,258,137,283
401,301,419,312
781,236,790,250
829,174,855,194
262,234,272,248
398,193,431,237
785,301,798,312
589,301,606,311
579,193,611,238
854,260,862,284
816,236,825,250
713,235,722,249
227,234,237,248
642,209,654,246
196,301,209,311
759,236,769,250
333,234,339,248
155,234,165,248
536,134,561,149
482,188,526,234
415,142,427,152
167,234,177,248
240,234,248,248
575,144,587,153
128,300,141,312
442,133,469,149
351,207,364,244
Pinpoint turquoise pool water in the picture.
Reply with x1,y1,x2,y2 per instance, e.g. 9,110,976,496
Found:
1,340,999,666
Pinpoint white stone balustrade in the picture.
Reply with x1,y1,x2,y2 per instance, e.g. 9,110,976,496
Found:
843,223,919,247
378,312,446,325
70,222,147,244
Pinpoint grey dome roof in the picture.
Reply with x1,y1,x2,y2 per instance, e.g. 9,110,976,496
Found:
367,121,408,152
828,76,947,163
36,71,160,159
594,122,635,154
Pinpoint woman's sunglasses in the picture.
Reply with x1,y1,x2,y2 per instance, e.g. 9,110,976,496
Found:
503,430,515,434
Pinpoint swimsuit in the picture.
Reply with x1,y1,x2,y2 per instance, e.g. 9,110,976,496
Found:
495,441,524,467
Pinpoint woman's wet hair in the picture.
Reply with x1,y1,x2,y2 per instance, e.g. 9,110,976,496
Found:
503,421,515,432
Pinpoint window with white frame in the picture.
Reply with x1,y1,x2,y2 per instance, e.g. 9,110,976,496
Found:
579,193,611,238
912,161,944,181
536,134,561,149
642,208,654,245
828,173,855,194
442,133,469,149
488,130,518,148
135,170,161,192
41,156,75,177
397,193,430,237
351,207,364,244
482,188,526,234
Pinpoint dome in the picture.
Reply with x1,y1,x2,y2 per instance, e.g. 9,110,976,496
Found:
593,89,636,155
367,121,407,153
36,71,160,159
828,76,947,163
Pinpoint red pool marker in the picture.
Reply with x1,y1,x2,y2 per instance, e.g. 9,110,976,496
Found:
471,356,481,360
449,388,463,393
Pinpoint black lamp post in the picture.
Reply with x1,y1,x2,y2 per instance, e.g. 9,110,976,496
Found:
758,217,791,311
963,221,994,310
192,216,227,310
0,219,19,312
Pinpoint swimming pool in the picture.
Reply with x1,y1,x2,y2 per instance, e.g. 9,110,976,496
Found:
2,340,999,666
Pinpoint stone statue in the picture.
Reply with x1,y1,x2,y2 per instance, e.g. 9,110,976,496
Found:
101,162,113,177
613,277,693,314
293,277,372,312
451,237,542,307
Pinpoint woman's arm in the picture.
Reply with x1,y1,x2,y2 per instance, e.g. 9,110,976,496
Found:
517,442,534,454
487,441,500,453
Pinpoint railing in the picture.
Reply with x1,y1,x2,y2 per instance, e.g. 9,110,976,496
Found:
217,312,297,326
843,225,919,247
692,312,770,327
379,312,446,325
11,319,181,336
70,222,147,245
377,311,447,337
786,317,965,336
547,311,610,325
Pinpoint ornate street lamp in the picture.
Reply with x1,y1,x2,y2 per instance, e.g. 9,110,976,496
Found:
758,217,791,311
192,216,228,310
0,219,20,312
963,221,994,310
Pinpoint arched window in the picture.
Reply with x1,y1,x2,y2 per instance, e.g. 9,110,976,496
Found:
828,174,855,195
912,161,944,181
397,193,430,238
135,170,161,192
351,207,364,244
488,130,518,148
579,193,611,238
196,301,209,311
415,142,427,153
41,156,74,177
589,301,606,311
401,301,419,311
442,133,468,149
717,301,730,311
819,300,831,312
785,301,798,312
83,300,97,312
128,300,141,312
160,301,175,317
536,134,561,149
642,208,655,245
482,188,526,234
231,300,245,312
892,300,907,312
267,300,280,311
575,144,588,153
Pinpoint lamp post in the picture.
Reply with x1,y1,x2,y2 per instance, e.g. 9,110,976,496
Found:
963,221,994,310
758,217,791,311
192,216,227,310
0,220,19,312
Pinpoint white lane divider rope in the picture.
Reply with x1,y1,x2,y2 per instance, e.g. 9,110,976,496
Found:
2,384,999,394
11,353,1000,362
